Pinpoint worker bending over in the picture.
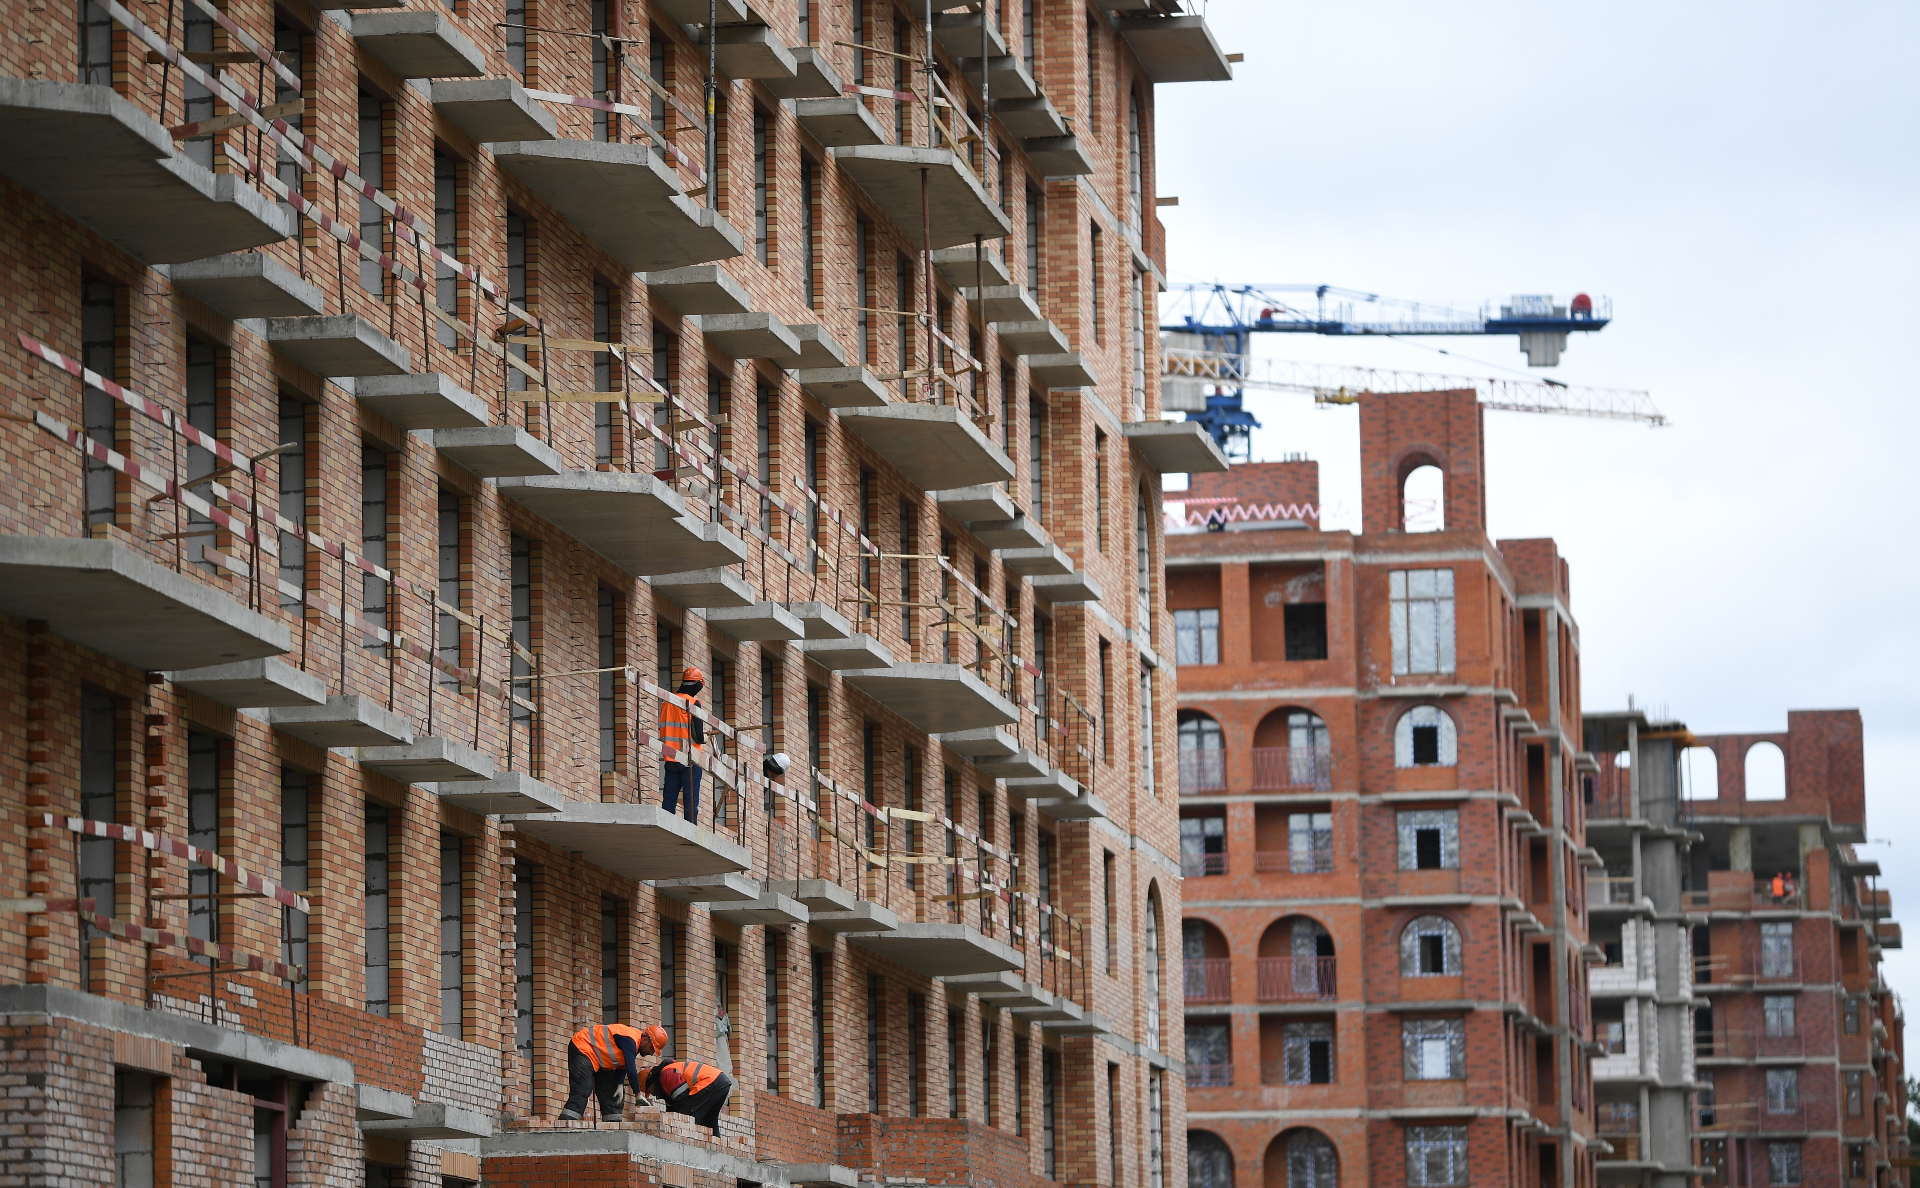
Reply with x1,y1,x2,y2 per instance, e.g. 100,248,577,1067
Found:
557,1023,668,1122
644,1058,734,1131
660,665,706,824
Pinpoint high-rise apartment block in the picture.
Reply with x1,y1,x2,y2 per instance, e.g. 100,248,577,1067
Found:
0,4,1235,1188
1169,394,1907,1188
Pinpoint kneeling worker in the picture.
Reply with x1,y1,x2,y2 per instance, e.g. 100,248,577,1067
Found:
644,1058,734,1131
558,1023,668,1122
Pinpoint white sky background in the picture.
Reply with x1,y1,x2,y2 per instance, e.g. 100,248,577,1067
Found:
1152,3,1920,996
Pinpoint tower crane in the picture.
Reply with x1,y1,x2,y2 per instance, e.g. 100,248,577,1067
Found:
1161,282,1623,459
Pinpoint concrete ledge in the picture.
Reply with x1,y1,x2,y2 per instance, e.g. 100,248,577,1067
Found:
1044,1009,1116,1037
704,602,804,642
998,543,1073,577
798,633,895,671
959,285,1041,323
0,537,290,672
991,319,1070,356
263,695,414,748
1023,135,1094,178
497,473,749,576
975,979,1053,1010
480,1126,791,1186
266,314,411,378
433,426,565,478
0,984,353,1085
955,55,1037,101
838,404,1014,491
653,872,761,903
794,366,889,408
842,663,1019,734
782,1165,860,1188
695,311,800,360
933,11,1006,57
1031,570,1103,605
652,0,746,23
714,25,796,80
650,567,753,609
362,1102,493,1139
357,736,496,784
505,802,750,881
809,900,901,934
170,658,326,709
169,252,322,318
783,602,852,640
762,48,844,101
941,970,1027,999
991,95,1067,139
850,922,1022,977
431,77,556,142
642,264,752,316
936,484,1016,524
1034,789,1109,821
1118,15,1234,84
780,323,849,369
1006,767,1079,802
357,372,492,430
356,1084,415,1121
712,891,809,927
971,514,1051,552
490,140,743,271
351,11,488,78
794,97,888,147
934,726,1018,758
930,244,1011,288
830,145,1012,249
1123,419,1230,474
764,879,859,913
429,770,564,815
1027,352,1098,389
975,747,1048,780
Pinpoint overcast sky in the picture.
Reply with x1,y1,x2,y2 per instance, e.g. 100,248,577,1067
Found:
1153,3,1920,997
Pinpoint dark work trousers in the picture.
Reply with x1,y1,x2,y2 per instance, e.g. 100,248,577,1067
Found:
561,1043,628,1120
670,1072,734,1130
662,761,701,824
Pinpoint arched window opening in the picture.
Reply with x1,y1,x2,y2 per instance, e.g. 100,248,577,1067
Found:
1188,1132,1234,1188
1746,741,1786,801
1400,914,1463,977
1402,464,1445,532
1144,890,1163,1051
1394,705,1458,768
1178,710,1225,792
1682,746,1719,800
1276,1129,1337,1188
1257,916,1335,1000
1253,708,1331,790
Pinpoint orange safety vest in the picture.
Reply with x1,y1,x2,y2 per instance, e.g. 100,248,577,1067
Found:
659,1060,722,1097
572,1023,652,1072
660,693,700,764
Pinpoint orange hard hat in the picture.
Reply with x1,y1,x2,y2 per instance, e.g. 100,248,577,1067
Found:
643,1024,668,1053
682,665,705,683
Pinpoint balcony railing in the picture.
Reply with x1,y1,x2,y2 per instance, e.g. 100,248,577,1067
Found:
1695,1028,1806,1061
1250,746,1332,791
1181,851,1227,878
1185,958,1231,1004
1256,956,1337,1001
1683,881,1805,913
1178,748,1226,793
1188,1062,1233,1087
1253,843,1333,874
1587,875,1638,906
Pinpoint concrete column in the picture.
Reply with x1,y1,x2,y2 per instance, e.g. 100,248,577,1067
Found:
1729,826,1752,873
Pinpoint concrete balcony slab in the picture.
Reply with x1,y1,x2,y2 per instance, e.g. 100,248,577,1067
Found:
1035,789,1108,821
361,1103,492,1140
428,770,564,815
168,253,322,319
1123,419,1230,473
430,77,557,142
169,658,325,709
495,473,750,576
764,879,859,913
351,11,488,78
930,244,1011,288
356,1085,414,1122
641,264,752,316
0,81,294,264
1043,1008,1115,1037
1027,352,1097,389
432,426,564,478
784,602,852,640
936,484,1016,524
971,514,1051,552
794,97,887,148
935,726,1018,758
1006,767,1079,802
975,747,1048,780
998,543,1073,576
779,323,849,368
0,538,289,671
991,319,1070,356
783,1166,860,1188
841,663,1018,734
653,872,761,903
704,602,804,641
356,373,491,430
1007,991,1073,1021
356,736,496,784
712,890,809,926
955,55,1037,101
941,969,1026,999
762,48,845,100
958,975,1050,1009
850,922,1022,977
714,25,797,80
795,366,889,408
262,695,413,748
959,284,1042,323
1031,570,1103,605
809,900,901,934
504,802,751,881
991,95,1067,139
1024,135,1093,178
490,140,744,271
266,314,411,378
1118,15,1234,84
650,566,753,609
696,311,801,360
829,145,1012,249
653,0,746,23
934,12,1007,57
798,633,895,671
837,405,1014,490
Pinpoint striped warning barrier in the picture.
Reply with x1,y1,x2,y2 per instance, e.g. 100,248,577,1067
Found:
40,815,310,914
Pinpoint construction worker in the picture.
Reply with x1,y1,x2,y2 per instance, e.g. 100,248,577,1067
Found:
557,1022,668,1122
660,665,706,824
643,1058,734,1131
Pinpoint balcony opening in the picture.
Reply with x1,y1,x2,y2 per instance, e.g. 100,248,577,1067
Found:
1745,741,1786,801
1180,813,1226,878
1177,711,1225,793
1682,745,1719,800
1182,919,1230,1004
1252,708,1330,791
1258,917,1335,1001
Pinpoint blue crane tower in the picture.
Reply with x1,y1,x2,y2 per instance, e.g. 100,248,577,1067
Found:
1160,283,1613,460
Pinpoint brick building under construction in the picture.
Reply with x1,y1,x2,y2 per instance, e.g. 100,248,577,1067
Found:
0,2,1235,1188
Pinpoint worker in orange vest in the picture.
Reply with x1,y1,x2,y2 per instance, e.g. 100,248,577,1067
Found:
643,1058,734,1131
557,1022,668,1122
660,665,706,824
